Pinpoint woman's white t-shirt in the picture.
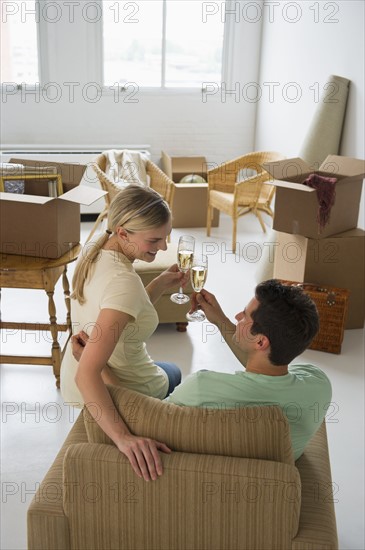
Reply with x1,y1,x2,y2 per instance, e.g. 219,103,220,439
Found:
61,249,168,406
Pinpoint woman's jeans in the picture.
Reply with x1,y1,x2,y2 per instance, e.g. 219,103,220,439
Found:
155,362,182,397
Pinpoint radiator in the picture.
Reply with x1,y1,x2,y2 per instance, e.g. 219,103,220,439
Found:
0,145,151,214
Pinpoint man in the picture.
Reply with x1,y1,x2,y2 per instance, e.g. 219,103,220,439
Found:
166,279,331,461
72,279,331,475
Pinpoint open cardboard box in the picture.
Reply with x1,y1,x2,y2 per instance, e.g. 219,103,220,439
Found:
161,151,219,227
161,151,208,183
263,155,365,239
273,228,365,329
0,159,106,259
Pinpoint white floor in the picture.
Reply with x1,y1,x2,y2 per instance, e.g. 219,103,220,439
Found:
1,214,364,550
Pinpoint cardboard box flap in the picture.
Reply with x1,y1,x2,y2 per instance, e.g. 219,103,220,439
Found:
173,156,207,174
320,155,365,178
161,151,207,179
161,151,173,179
0,191,54,204
59,185,107,205
9,158,87,189
263,158,310,180
269,179,314,192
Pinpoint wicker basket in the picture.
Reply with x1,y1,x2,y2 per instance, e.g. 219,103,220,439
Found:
279,280,350,354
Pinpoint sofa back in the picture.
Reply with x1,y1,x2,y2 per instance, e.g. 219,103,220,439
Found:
83,385,294,464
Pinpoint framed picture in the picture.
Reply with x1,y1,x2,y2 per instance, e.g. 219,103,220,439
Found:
0,172,63,196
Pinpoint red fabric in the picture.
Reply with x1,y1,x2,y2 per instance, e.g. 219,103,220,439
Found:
303,173,337,232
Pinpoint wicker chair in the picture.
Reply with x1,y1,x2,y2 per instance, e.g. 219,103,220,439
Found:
88,153,176,242
206,151,285,253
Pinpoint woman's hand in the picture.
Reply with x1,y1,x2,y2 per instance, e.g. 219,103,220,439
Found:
146,264,189,303
117,433,172,481
75,309,172,481
158,263,189,290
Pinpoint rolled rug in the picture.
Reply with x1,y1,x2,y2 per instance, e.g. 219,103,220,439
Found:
299,75,350,168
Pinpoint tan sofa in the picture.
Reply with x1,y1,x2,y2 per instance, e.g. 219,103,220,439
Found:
28,386,338,550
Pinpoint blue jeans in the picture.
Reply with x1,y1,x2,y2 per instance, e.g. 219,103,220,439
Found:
155,362,182,397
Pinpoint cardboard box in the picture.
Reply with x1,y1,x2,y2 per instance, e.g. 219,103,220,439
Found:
161,151,208,183
171,183,219,228
273,228,365,329
161,152,218,227
0,159,106,259
263,155,365,239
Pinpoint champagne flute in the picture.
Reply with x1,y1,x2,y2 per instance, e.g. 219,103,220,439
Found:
186,254,208,322
170,235,195,304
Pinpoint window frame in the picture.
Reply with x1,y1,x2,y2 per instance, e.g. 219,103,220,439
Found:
1,0,236,95
0,0,45,87
96,0,235,95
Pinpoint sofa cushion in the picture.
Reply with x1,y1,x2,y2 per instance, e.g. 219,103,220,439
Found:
134,243,178,274
83,385,294,464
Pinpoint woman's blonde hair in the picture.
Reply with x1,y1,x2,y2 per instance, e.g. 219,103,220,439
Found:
72,185,170,304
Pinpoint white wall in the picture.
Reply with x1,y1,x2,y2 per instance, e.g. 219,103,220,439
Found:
254,0,365,226
1,1,264,166
2,2,363,183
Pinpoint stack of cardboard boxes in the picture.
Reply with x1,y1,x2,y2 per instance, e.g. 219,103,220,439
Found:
262,155,365,329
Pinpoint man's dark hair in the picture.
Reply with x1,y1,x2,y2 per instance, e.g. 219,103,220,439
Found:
251,279,319,366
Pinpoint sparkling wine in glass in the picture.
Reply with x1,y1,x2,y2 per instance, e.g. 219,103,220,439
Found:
170,235,195,305
186,254,208,322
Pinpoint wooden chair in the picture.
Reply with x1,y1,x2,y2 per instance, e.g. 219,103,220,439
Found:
206,151,285,253
87,153,176,242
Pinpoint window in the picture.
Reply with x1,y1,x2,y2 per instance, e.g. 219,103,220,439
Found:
0,0,39,83
102,0,225,88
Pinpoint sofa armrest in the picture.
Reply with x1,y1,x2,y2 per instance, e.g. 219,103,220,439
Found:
292,422,339,550
63,442,301,550
27,413,87,550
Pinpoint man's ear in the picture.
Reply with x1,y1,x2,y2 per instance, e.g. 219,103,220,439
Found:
255,334,270,352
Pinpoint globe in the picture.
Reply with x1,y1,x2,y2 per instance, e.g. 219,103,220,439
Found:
179,174,207,184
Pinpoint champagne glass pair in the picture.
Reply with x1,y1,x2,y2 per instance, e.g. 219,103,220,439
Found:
170,235,208,322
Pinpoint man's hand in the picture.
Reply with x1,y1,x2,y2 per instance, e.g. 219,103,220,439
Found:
189,289,229,327
71,330,89,361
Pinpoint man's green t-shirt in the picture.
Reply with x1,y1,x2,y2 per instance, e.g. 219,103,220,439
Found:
165,364,332,460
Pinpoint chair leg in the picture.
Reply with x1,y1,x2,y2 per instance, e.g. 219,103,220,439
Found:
259,203,273,217
206,203,212,237
255,209,267,233
176,322,188,332
232,217,237,254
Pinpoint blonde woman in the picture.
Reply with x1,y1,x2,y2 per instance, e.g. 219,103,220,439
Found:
60,185,186,481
